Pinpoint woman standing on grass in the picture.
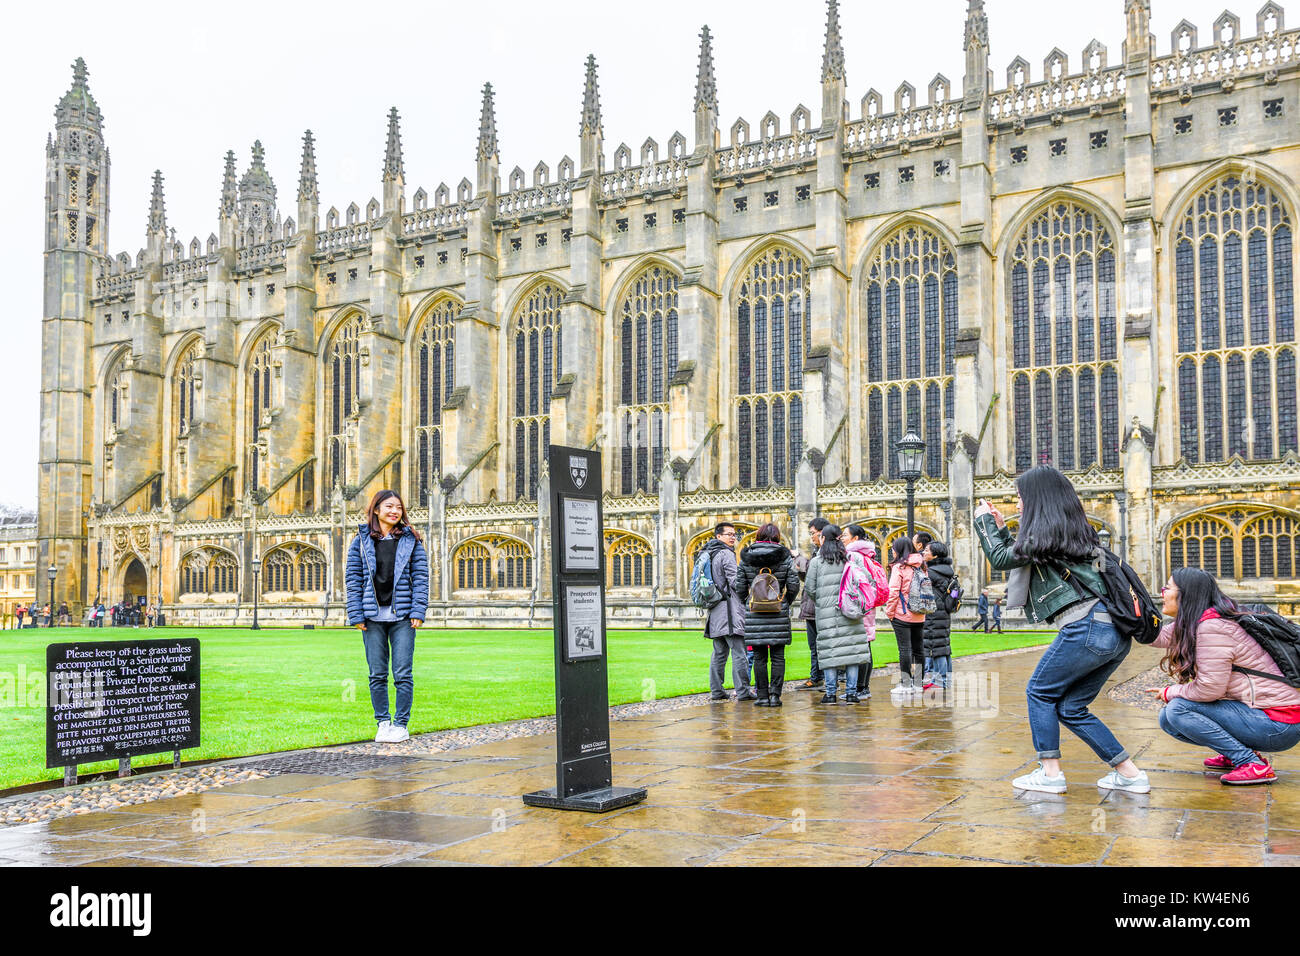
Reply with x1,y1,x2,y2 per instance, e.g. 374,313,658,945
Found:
1149,568,1300,786
974,465,1149,794
346,489,429,743
805,524,871,704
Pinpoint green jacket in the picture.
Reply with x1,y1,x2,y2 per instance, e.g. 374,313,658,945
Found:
974,513,1105,625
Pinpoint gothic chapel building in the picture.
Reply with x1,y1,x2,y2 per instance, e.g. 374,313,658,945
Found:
39,1,1300,624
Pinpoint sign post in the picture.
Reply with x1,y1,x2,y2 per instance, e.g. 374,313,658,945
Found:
523,445,647,813
46,637,200,784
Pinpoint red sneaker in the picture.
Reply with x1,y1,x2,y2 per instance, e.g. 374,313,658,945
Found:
1220,760,1276,786
1203,754,1235,771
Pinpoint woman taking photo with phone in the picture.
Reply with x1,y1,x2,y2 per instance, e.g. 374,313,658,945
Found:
346,489,429,742
1149,568,1300,785
974,465,1149,794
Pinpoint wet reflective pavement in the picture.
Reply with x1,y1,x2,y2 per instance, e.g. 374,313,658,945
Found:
4,646,1298,866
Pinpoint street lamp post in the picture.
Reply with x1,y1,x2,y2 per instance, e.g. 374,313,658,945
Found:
251,556,261,631
895,429,927,539
47,565,57,627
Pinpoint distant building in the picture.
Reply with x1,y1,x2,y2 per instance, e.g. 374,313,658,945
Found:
0,515,38,620
40,1,1300,625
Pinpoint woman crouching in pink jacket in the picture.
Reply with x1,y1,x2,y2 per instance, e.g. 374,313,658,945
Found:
1150,567,1300,785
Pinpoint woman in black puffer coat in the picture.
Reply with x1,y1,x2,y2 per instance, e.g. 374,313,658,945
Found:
734,523,801,707
921,540,956,689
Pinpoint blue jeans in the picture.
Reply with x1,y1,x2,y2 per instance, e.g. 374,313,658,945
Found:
824,665,859,696
1159,696,1300,767
363,619,415,727
929,655,951,689
1026,603,1131,765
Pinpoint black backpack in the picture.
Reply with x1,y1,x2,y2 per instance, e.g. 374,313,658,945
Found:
1057,548,1163,645
1232,610,1300,688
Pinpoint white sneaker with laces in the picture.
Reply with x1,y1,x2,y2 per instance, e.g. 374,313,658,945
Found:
1012,764,1067,794
1097,769,1151,793
889,683,911,699
375,720,393,742
387,725,410,743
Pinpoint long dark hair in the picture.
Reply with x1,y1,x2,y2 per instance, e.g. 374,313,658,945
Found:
818,524,847,564
890,537,914,566
1011,465,1098,562
366,489,423,541
1161,567,1242,682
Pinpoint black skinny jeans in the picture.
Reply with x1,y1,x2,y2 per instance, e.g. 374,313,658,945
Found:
891,619,925,681
751,645,786,696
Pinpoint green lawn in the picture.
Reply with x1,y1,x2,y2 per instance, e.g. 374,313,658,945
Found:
0,625,1051,790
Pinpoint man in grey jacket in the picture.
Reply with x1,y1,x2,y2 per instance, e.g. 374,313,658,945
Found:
703,522,754,701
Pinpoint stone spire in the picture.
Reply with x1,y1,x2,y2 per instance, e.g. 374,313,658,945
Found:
148,170,166,234
238,140,277,233
963,0,991,102
964,0,989,52
297,131,318,203
220,150,238,216
382,108,404,214
382,107,404,182
477,83,498,161
55,57,102,133
821,0,846,83
580,55,602,136
476,83,499,195
297,130,319,233
694,26,717,114
580,55,603,174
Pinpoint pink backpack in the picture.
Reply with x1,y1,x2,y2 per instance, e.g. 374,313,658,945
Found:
837,553,878,620
863,554,889,608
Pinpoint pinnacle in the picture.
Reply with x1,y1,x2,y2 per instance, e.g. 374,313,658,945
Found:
694,25,717,113
383,107,404,182
148,170,166,234
299,130,319,203
477,83,498,160
581,54,602,137
822,0,846,83
965,0,989,50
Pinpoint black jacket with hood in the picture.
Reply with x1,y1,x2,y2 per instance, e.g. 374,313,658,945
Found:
733,542,801,646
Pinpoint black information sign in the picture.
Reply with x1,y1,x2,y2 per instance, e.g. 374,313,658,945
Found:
46,639,201,769
523,445,648,813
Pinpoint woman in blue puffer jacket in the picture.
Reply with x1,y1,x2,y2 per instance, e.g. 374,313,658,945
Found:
346,489,429,743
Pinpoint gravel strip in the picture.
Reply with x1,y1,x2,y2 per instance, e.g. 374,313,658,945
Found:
0,767,273,828
0,644,1046,828
1109,665,1172,713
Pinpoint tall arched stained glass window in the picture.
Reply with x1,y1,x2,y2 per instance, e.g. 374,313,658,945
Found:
511,284,563,500
414,298,458,505
863,225,959,479
326,315,363,491
246,328,275,498
616,266,679,494
1174,174,1296,462
174,340,200,439
1008,202,1120,471
735,246,810,487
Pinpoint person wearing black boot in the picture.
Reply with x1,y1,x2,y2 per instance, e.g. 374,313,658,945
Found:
734,523,800,708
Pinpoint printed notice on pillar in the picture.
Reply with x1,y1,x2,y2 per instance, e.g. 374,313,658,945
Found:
562,496,600,572
45,639,201,769
564,585,603,661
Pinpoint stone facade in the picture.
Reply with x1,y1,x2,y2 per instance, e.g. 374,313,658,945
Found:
39,1,1300,625
0,521,38,619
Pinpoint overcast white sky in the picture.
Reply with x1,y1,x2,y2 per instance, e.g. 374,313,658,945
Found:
1,0,1239,508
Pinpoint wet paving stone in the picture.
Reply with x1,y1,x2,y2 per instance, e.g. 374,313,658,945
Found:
4,644,1293,866
260,808,495,845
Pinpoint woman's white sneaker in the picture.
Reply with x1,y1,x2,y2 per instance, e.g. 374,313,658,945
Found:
374,721,393,742
387,725,410,742
1012,765,1067,793
1097,769,1151,793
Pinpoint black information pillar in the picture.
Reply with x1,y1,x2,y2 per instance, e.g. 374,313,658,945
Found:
522,444,648,813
